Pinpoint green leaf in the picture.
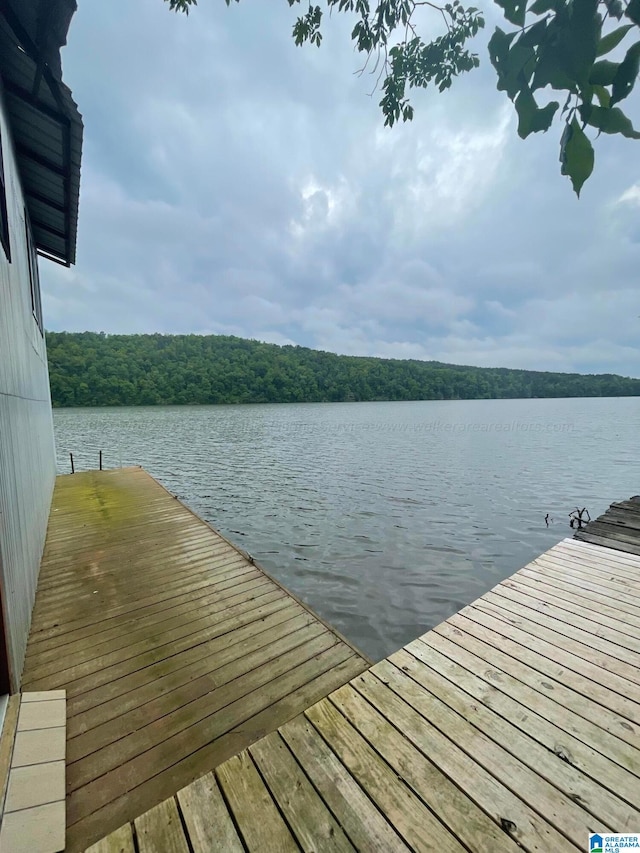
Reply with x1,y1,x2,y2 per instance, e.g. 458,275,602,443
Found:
611,41,640,105
580,82,596,107
626,0,640,25
528,3,597,92
604,0,624,19
582,104,640,138
559,0,600,87
529,0,556,12
597,24,633,57
495,0,526,27
560,117,594,196
519,18,548,49
490,28,537,99
488,26,515,70
532,46,575,91
589,60,619,85
515,86,559,137
592,84,611,107
497,43,536,98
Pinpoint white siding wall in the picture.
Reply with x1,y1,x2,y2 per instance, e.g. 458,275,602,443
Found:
0,85,56,689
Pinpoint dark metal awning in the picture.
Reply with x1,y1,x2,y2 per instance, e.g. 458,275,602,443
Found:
0,1,82,266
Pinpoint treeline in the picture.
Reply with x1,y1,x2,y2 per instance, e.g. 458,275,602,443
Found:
46,332,640,407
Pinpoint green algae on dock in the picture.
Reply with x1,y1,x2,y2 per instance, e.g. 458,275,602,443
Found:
22,468,368,851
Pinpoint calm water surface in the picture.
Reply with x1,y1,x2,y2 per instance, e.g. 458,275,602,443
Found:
53,398,640,660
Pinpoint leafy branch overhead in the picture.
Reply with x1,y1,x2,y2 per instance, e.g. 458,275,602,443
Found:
490,0,640,194
166,0,640,195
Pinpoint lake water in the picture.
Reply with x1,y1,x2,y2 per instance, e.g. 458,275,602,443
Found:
53,397,640,661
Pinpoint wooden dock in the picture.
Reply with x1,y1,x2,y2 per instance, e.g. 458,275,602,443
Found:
574,494,640,556
87,534,640,853
20,468,368,851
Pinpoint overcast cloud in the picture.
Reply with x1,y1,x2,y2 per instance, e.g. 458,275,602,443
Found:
41,0,640,375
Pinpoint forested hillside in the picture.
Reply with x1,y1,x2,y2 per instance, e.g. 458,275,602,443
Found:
46,332,640,407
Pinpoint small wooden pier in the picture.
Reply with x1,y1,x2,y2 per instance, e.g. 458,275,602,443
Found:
20,469,368,851
574,494,640,556
86,505,640,852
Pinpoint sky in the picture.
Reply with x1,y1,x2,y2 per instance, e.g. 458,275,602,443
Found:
41,0,640,376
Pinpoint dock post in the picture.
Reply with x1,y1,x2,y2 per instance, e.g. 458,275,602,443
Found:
70,452,75,474
99,450,103,471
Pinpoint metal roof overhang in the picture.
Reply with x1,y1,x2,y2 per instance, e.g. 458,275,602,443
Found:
0,1,82,266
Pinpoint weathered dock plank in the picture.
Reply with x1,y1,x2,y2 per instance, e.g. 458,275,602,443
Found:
249,731,356,852
216,752,299,853
88,535,640,852
134,799,190,853
21,468,368,852
574,495,640,555
176,773,244,853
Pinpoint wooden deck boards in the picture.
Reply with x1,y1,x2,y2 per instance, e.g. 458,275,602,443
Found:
21,468,368,852
88,536,640,853
574,495,640,555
